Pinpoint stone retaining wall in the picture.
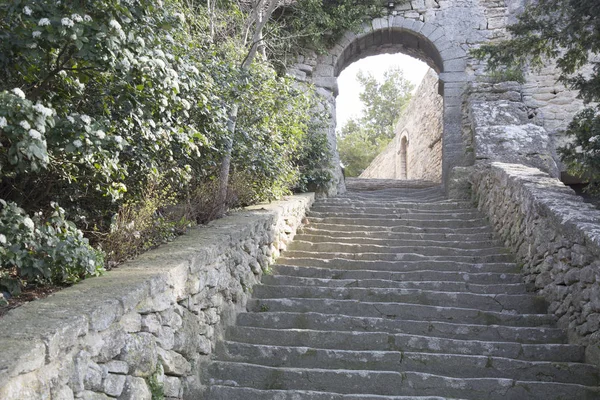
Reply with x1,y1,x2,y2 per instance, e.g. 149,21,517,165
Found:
0,194,313,399
471,162,600,366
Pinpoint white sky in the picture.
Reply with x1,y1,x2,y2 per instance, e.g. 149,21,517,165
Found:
336,53,429,130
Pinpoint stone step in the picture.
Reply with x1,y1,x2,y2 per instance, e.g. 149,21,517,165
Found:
306,223,493,235
307,210,485,220
207,362,599,399
298,228,497,242
236,312,567,344
293,234,504,249
283,252,515,264
272,265,523,285
279,255,516,268
247,298,556,328
205,386,465,400
261,275,527,294
316,200,473,210
307,217,490,229
217,342,599,385
251,286,546,314
310,205,478,214
226,327,583,362
289,241,510,257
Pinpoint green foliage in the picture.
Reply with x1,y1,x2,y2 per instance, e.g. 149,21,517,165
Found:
0,200,104,294
559,109,600,194
472,0,600,190
337,66,414,177
0,0,376,293
271,0,383,61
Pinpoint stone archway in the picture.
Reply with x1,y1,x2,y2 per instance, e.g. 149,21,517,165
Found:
295,15,471,194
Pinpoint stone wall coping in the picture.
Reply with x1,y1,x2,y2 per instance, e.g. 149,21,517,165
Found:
489,162,600,253
0,193,314,390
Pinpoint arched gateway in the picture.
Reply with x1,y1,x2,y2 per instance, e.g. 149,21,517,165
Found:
293,14,470,194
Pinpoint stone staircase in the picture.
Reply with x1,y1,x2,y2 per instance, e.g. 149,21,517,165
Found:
202,180,600,399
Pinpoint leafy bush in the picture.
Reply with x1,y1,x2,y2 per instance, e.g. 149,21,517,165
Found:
0,0,378,294
0,200,104,294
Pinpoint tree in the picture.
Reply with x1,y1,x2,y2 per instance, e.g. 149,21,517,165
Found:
338,66,414,177
214,0,384,215
472,0,600,192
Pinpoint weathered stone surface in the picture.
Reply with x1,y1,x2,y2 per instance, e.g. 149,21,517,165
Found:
157,348,191,377
102,373,126,397
80,391,111,400
163,376,181,397
119,333,157,377
471,162,600,366
103,361,129,375
118,376,151,400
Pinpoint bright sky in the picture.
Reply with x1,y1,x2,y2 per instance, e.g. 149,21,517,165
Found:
336,53,429,130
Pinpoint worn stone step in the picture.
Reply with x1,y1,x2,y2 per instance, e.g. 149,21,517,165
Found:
282,251,514,264
272,265,523,285
308,209,484,218
205,386,465,400
252,286,546,314
306,223,493,235
307,211,485,221
313,198,473,207
308,217,490,229
236,312,567,344
226,327,584,362
207,362,599,399
261,275,527,294
247,298,556,328
288,241,510,257
297,228,497,242
293,235,504,250
218,342,598,385
277,257,518,272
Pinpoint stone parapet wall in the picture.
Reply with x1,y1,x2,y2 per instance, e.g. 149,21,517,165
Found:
0,194,314,399
471,162,600,365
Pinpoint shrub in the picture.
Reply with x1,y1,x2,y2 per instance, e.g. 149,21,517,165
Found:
0,200,104,295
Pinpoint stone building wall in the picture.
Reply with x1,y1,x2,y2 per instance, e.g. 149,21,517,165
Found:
0,194,313,399
470,162,600,367
360,69,443,182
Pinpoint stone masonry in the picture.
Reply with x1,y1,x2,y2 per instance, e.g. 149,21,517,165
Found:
0,194,313,399
201,180,600,398
360,69,443,182
471,162,600,368
288,0,586,192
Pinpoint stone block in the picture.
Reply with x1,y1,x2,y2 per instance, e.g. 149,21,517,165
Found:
119,333,158,377
157,348,191,377
119,312,142,333
104,360,129,375
102,373,126,397
118,376,151,400
163,376,181,397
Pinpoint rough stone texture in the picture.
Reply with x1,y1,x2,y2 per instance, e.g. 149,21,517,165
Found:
0,194,313,399
467,81,559,177
471,162,600,367
360,69,443,182
202,181,600,398
297,0,590,191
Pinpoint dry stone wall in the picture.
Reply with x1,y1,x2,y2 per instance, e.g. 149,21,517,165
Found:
360,69,443,182
0,194,313,399
471,162,600,367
